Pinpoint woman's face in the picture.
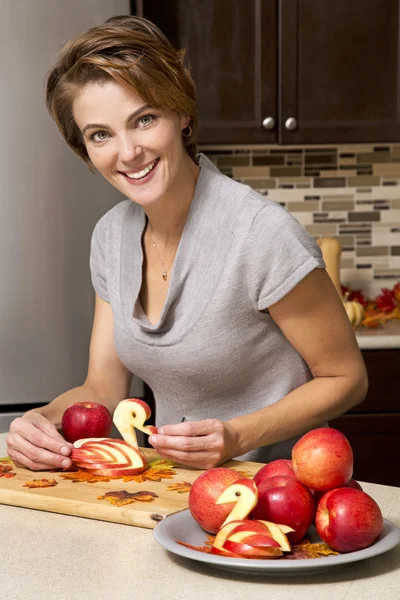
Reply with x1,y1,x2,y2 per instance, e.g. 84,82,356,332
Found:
72,80,191,207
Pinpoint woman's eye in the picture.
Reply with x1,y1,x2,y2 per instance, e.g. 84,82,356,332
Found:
91,131,109,143
137,114,157,127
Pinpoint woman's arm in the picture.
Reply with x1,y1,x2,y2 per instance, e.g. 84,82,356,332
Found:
33,295,133,428
226,267,368,456
149,268,368,468
7,295,133,470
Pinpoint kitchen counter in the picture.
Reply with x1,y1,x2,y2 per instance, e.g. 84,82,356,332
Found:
1,434,399,600
355,320,400,349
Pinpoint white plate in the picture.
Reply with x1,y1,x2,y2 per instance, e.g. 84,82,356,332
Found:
153,510,400,575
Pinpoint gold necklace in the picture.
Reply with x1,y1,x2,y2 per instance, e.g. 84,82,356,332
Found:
149,225,180,282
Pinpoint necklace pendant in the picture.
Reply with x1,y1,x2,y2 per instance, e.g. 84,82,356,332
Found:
162,270,168,281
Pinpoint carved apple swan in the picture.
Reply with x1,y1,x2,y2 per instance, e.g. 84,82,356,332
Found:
208,478,293,558
70,399,157,476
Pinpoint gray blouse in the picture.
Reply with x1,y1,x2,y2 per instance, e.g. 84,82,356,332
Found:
90,154,326,463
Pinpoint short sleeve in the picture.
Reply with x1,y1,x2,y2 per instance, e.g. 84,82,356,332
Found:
89,213,109,302
248,202,325,310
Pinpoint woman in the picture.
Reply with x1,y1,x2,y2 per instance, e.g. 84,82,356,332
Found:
6,15,367,471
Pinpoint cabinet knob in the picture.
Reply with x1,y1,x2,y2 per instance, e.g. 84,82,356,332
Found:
262,116,276,130
285,117,298,131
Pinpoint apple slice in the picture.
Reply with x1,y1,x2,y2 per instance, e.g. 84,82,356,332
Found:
258,520,293,552
212,520,248,552
227,531,280,547
70,439,147,476
113,399,158,448
73,437,109,448
223,540,282,559
229,521,270,536
215,479,259,528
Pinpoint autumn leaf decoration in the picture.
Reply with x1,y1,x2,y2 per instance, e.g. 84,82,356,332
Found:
59,459,176,485
97,489,158,507
231,469,254,479
23,479,58,489
341,282,400,328
282,539,339,560
177,536,339,559
167,481,192,494
0,457,16,478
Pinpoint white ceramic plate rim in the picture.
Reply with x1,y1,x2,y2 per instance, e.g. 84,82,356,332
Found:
153,509,400,573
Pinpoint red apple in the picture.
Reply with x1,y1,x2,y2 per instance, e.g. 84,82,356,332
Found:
188,468,242,534
292,428,353,492
254,459,296,487
252,475,315,543
62,402,112,443
315,487,384,553
313,478,363,511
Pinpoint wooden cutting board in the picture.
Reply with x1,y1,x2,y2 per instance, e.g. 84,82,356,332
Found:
0,449,262,529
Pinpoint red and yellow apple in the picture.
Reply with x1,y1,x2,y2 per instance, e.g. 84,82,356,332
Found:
253,459,295,487
292,427,353,492
252,475,315,543
315,487,384,553
62,402,112,443
188,468,244,534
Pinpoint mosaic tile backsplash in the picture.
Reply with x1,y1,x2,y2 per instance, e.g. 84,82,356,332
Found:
200,143,400,298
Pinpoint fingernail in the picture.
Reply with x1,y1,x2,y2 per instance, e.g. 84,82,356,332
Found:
149,436,157,445
158,428,165,435
61,459,71,468
60,446,70,456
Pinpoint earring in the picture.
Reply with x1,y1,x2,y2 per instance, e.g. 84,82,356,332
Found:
182,125,192,138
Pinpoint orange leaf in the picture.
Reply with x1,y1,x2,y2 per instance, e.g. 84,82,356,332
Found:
232,469,254,478
0,463,16,477
177,541,212,554
283,539,339,560
23,479,58,488
97,489,158,507
60,464,176,485
123,466,176,483
166,481,192,493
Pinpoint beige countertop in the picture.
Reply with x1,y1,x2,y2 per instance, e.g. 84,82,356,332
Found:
355,320,400,350
0,434,399,600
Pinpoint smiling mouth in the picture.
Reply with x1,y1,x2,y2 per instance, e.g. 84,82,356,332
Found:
120,158,160,180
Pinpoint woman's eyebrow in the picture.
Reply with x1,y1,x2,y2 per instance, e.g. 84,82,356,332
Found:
81,104,154,136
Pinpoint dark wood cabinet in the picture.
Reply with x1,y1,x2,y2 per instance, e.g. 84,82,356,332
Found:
139,0,278,144
330,350,400,487
280,0,400,144
137,0,400,145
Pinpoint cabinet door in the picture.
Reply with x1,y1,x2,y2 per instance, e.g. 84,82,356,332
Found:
279,0,400,144
330,414,400,487
141,0,278,144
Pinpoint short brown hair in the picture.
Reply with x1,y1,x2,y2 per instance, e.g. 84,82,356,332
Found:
46,15,198,168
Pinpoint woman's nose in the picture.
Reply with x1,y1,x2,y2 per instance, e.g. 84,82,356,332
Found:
118,137,143,163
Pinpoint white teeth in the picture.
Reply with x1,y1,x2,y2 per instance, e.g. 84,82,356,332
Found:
125,159,158,180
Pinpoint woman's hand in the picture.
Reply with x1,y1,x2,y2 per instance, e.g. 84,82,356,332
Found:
6,412,74,471
148,418,239,469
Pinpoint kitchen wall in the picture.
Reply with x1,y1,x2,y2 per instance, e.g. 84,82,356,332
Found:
200,143,400,298
0,0,144,415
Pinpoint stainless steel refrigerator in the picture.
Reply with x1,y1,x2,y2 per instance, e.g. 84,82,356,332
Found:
0,0,144,433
